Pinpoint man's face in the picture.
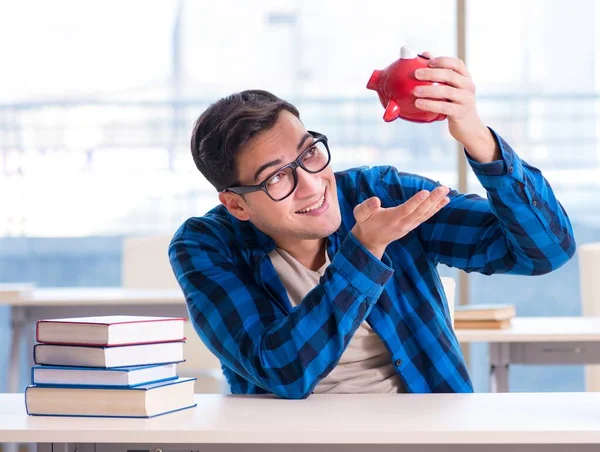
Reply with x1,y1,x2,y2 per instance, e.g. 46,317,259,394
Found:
220,111,341,247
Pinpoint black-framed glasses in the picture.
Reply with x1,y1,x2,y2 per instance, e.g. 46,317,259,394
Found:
222,131,331,202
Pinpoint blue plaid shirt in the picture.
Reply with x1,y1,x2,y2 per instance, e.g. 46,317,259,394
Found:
169,130,575,398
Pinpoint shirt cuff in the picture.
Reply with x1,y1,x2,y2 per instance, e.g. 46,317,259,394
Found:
464,127,525,189
333,232,394,300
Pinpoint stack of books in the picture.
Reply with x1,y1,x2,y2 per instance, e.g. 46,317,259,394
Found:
25,315,197,418
454,304,516,329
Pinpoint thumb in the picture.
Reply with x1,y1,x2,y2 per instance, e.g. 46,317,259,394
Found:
353,197,381,223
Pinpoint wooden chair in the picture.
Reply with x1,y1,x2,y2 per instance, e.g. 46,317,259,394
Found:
579,242,600,391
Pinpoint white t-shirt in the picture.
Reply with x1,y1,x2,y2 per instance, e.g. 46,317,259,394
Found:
268,247,403,394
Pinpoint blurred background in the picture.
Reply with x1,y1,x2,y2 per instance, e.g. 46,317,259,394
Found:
1,0,599,393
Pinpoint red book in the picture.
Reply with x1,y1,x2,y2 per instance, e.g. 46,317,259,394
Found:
36,315,186,346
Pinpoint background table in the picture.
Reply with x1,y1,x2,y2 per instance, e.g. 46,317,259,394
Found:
456,317,600,391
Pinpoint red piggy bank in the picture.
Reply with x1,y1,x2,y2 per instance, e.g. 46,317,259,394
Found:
367,46,447,123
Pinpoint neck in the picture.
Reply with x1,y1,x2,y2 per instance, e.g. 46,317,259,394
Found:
276,237,326,271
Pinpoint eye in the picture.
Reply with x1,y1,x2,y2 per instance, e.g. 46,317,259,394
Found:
267,172,286,185
304,146,318,158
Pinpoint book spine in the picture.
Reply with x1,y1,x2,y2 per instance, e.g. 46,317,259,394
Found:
35,321,41,342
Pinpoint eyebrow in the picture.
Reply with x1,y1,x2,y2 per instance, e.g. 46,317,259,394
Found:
252,132,312,182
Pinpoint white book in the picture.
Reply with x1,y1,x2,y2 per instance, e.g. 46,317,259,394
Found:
31,362,179,387
34,341,185,368
36,315,186,346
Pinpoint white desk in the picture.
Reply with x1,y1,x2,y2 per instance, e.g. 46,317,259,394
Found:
455,317,600,392
0,288,187,393
2,393,600,451
3,286,600,394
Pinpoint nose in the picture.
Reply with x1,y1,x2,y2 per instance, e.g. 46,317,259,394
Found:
294,166,322,198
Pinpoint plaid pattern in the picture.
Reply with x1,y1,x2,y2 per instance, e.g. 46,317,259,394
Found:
169,129,575,398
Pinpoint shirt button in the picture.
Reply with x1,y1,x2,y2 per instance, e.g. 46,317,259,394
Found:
508,166,514,174
532,200,537,207
395,359,402,366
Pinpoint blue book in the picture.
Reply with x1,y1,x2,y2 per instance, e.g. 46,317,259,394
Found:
31,362,181,387
25,377,197,418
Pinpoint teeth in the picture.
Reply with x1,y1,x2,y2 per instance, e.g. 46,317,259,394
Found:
297,195,325,213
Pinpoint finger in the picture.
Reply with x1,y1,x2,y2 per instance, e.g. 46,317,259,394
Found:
409,190,450,229
428,56,469,77
392,186,449,222
414,99,458,117
410,187,450,221
413,84,467,103
420,51,434,59
388,189,432,219
414,68,471,90
353,196,381,223
417,196,450,224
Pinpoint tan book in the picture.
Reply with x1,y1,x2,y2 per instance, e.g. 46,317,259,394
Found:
454,319,512,330
25,377,196,418
454,304,516,322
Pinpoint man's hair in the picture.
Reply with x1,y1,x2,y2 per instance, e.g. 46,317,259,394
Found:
191,89,300,191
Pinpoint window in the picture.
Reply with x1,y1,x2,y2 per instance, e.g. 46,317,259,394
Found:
466,0,599,391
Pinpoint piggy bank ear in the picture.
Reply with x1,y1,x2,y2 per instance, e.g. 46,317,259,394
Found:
366,70,382,90
383,100,400,122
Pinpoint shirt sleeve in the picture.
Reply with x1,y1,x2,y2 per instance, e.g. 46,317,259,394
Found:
377,129,576,275
169,225,393,399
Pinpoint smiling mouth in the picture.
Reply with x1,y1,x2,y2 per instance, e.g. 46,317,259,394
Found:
295,190,326,214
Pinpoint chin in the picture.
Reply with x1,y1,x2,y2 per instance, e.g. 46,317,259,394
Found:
297,214,342,240
295,230,334,240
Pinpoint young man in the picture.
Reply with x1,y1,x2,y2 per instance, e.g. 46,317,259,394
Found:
169,55,575,399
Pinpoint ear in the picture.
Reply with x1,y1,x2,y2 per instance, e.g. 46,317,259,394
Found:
219,192,251,221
